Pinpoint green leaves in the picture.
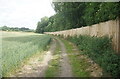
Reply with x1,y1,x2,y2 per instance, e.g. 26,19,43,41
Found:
39,2,119,32
35,16,49,33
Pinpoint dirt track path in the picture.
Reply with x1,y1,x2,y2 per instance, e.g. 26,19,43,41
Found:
56,38,73,77
11,38,73,77
9,36,103,77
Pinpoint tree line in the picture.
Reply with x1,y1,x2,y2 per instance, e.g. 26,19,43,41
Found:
0,26,34,32
36,2,119,33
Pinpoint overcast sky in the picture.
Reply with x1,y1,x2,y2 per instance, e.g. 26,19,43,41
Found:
0,0,55,29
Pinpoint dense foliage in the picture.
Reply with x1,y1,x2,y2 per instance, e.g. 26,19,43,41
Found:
66,35,120,77
35,16,49,33
0,26,34,32
36,2,119,33
1,33,51,76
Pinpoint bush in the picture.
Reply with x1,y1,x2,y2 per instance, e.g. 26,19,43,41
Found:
67,35,120,77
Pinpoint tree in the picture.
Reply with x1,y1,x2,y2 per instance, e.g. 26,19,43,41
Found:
1,26,10,31
36,2,119,32
35,16,49,33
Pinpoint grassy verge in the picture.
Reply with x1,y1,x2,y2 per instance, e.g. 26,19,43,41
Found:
2,34,51,76
45,39,60,77
66,35,120,77
61,38,90,77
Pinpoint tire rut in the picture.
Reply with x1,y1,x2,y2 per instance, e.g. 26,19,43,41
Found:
55,38,73,77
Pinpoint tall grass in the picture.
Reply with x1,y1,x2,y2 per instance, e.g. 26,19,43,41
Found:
1,33,51,76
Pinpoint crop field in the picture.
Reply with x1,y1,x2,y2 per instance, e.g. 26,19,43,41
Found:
0,31,51,76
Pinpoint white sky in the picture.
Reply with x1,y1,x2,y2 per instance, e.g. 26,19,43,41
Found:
0,0,55,29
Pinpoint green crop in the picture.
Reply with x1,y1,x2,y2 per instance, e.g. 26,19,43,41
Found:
1,32,51,76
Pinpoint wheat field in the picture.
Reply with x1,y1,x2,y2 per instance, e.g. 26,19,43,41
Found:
0,31,51,76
